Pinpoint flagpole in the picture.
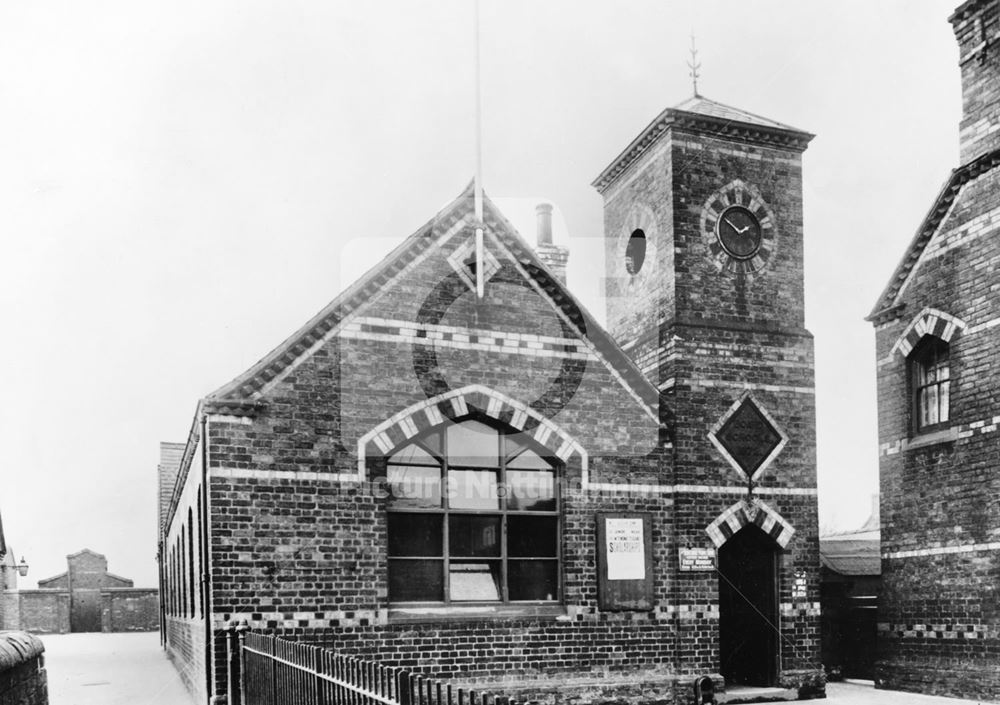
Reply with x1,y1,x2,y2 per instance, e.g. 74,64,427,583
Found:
474,0,485,299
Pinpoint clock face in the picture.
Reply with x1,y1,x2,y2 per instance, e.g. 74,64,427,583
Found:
716,206,762,260
700,180,776,275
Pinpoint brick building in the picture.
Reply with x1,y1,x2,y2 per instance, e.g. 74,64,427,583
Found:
866,0,1000,699
2,549,159,634
160,91,822,704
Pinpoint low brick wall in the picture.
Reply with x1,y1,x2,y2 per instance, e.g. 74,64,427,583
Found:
101,589,158,632
0,631,47,705
14,593,69,635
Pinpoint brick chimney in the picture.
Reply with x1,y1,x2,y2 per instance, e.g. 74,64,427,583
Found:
534,203,569,286
951,0,1000,164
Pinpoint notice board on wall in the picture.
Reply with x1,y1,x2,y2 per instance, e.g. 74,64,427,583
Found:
596,512,654,611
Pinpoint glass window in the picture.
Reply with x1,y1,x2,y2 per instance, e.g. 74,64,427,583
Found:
386,417,560,604
911,337,951,433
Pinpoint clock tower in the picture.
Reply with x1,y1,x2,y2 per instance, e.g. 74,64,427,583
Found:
593,96,821,691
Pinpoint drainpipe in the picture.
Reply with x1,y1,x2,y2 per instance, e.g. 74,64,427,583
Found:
158,539,165,647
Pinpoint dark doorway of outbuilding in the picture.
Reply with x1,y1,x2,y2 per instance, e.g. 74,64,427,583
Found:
70,588,102,632
718,525,778,687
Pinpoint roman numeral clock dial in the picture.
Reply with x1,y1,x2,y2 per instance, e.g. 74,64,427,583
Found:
700,181,776,274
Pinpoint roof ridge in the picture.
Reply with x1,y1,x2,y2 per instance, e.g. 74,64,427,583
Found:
203,184,665,423
867,146,1000,321
673,94,806,133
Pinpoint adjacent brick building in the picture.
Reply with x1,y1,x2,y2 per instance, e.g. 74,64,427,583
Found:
867,0,1000,699
160,91,822,704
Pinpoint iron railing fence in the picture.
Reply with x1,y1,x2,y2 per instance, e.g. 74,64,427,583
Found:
232,630,523,705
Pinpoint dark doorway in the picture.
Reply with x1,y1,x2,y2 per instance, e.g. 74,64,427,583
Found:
718,525,778,686
70,589,102,632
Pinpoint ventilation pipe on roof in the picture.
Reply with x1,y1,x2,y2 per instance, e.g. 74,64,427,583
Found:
535,202,569,286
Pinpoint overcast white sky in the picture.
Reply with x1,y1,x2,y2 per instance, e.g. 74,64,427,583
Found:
1,1,961,588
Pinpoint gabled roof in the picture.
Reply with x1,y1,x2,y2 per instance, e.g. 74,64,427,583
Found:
67,548,106,560
204,182,666,424
868,147,1000,323
593,94,814,193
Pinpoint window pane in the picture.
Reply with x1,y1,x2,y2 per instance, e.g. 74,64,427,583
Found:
507,469,556,511
937,360,950,381
447,469,499,509
926,385,939,426
389,443,439,466
448,562,501,601
508,560,558,601
939,381,950,423
388,559,443,602
387,465,442,508
446,420,499,467
507,448,552,470
508,516,558,556
449,515,501,557
387,514,442,556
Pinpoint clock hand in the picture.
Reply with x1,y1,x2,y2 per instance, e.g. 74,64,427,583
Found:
724,218,750,234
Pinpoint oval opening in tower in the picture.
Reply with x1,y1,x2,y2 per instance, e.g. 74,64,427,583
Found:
625,229,647,275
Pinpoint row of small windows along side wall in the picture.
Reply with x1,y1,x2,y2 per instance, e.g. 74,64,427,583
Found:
165,488,204,619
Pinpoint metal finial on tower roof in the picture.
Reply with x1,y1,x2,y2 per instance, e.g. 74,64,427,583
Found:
687,33,701,97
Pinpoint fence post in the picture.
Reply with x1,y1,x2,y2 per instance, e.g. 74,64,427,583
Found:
396,670,412,705
227,619,249,705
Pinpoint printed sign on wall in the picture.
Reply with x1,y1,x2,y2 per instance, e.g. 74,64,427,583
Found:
605,518,646,580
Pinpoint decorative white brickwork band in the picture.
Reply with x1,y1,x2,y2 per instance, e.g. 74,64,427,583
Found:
878,621,998,640
341,316,592,361
882,540,1000,560
706,498,795,548
890,307,967,358
356,384,588,479
878,414,1000,456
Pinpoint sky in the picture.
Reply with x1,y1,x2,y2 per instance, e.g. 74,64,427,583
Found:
0,1,962,588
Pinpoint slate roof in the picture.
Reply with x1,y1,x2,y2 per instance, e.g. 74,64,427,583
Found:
672,95,804,132
592,94,814,193
205,182,666,424
820,533,881,576
867,146,1000,323
820,507,881,577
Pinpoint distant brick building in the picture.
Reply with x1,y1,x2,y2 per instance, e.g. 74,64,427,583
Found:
2,549,158,634
160,92,822,704
867,0,1000,699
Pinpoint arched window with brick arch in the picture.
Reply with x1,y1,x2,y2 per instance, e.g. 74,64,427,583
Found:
910,335,950,433
384,415,561,605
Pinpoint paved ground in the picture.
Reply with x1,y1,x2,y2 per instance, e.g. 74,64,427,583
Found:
33,634,993,705
826,681,991,704
40,632,192,705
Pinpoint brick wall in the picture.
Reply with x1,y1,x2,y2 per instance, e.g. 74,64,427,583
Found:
15,592,69,635
872,6,1000,694
952,0,1000,164
102,589,159,632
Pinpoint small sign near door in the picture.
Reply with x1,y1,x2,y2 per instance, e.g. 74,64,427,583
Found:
596,513,653,610
679,547,716,572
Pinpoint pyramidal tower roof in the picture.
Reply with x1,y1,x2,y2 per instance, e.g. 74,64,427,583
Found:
671,94,804,131
593,93,814,193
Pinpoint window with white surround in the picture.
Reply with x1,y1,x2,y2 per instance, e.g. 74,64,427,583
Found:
385,417,560,605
